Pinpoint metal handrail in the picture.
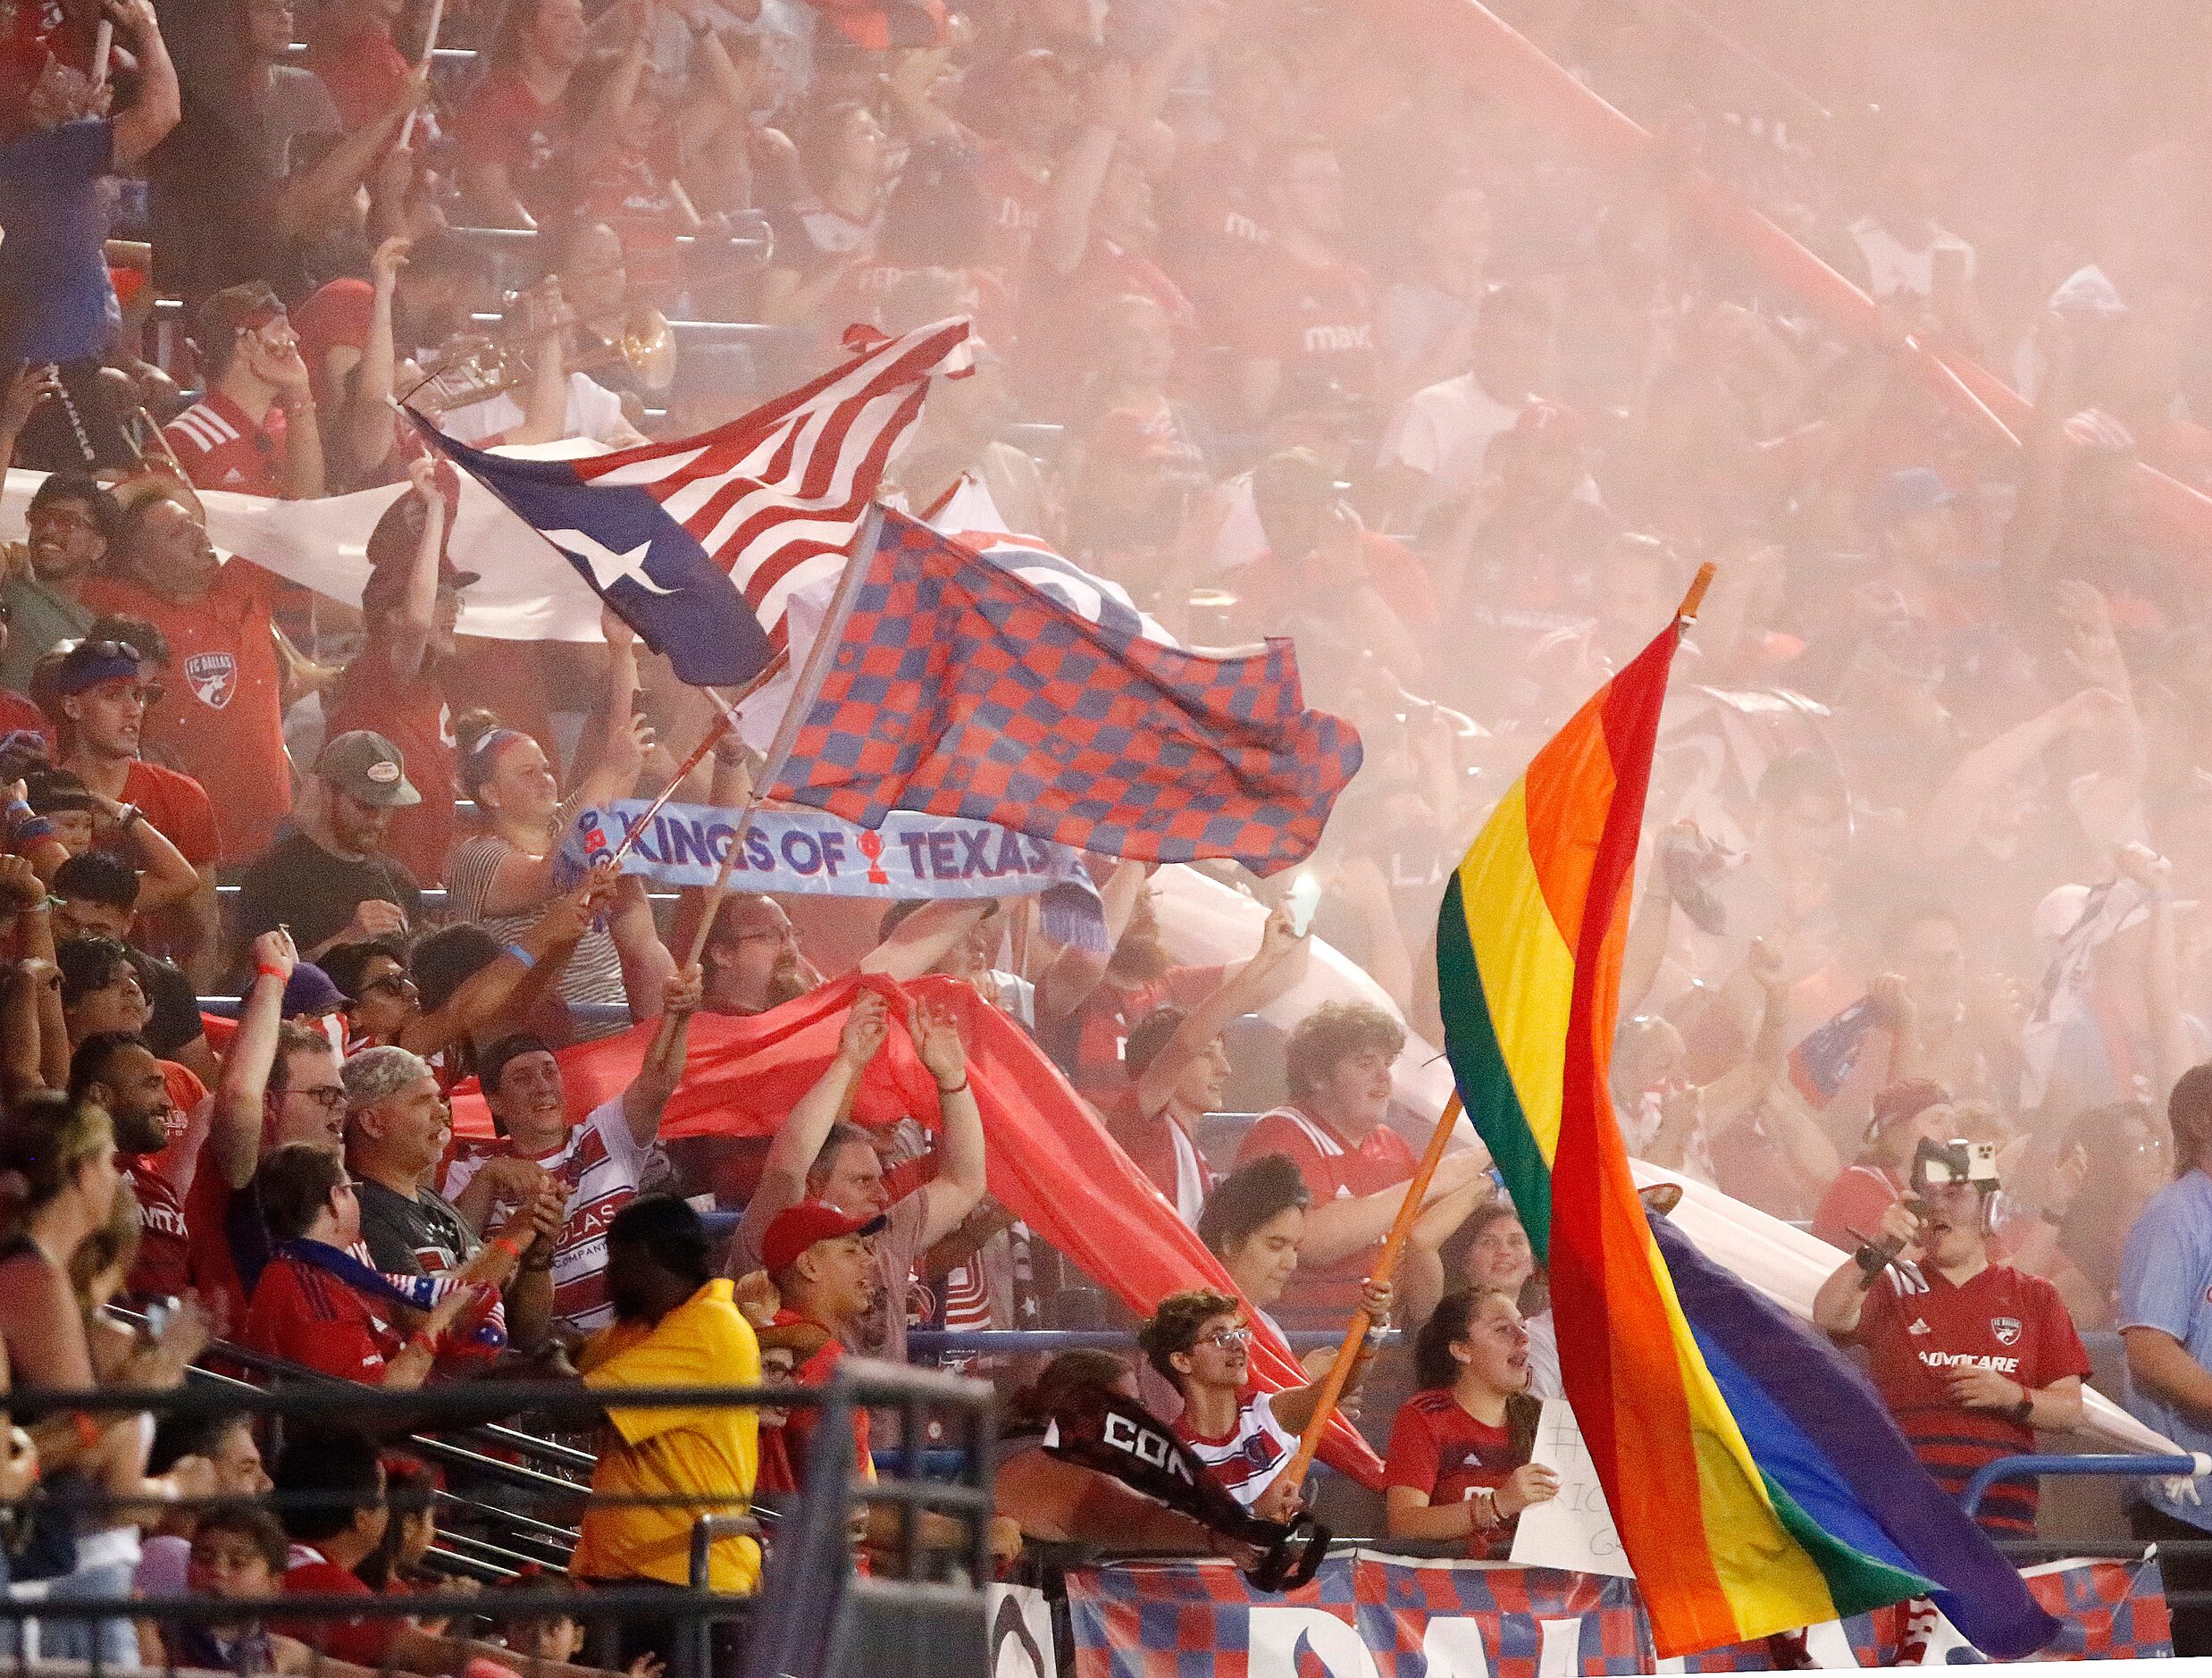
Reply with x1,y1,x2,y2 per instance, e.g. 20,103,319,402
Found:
1959,1451,2212,1517
908,1327,1401,1355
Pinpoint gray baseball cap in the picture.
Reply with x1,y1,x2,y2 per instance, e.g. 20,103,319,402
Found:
316,730,421,808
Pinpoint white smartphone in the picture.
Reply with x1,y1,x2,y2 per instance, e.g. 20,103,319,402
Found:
1285,872,1321,938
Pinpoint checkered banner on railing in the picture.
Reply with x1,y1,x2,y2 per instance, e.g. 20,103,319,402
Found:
1056,1552,2169,1675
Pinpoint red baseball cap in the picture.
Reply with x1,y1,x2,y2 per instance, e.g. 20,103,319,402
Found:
761,1200,887,1276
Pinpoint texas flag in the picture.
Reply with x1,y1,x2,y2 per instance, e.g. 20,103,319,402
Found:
406,317,970,689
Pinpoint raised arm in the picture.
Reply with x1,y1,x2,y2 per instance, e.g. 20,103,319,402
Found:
106,0,180,167
381,456,447,683
1134,906,1305,1117
909,994,985,1248
1295,1149,1491,1269
212,930,298,1189
620,962,703,1145
396,884,593,1056
735,993,888,1257
1812,1200,1917,1337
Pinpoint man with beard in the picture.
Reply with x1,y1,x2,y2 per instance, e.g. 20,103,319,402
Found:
323,461,476,886
1223,138,1378,426
230,731,425,963
701,894,822,1017
0,472,115,692
67,979,280,1307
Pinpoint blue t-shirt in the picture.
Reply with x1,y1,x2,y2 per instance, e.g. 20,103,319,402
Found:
0,118,117,364
2118,1167,2212,1528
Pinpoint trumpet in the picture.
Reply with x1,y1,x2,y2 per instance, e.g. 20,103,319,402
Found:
408,282,678,414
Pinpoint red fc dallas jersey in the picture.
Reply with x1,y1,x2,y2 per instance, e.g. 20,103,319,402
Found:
1172,1386,1296,1509
1383,1389,1521,1558
1848,1259,2090,1532
163,390,289,497
442,1096,653,1334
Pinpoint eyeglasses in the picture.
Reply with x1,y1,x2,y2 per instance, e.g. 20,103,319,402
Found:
1199,1326,1251,1352
289,1085,348,1113
360,975,419,1002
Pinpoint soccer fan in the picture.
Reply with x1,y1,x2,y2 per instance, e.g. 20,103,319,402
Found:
1105,903,1309,1222
1810,1077,1956,1250
1224,139,1378,425
1813,1137,2089,1539
1139,1283,1391,1516
172,1505,364,1678
2118,1062,2212,1656
231,731,425,962
572,1196,763,1649
162,283,326,499
323,462,473,887
1234,1002,1490,1329
39,635,222,965
1382,1287,1560,1556
440,962,703,1335
0,474,115,692
274,1429,616,1677
345,1045,562,1351
1198,1155,1311,1342
1374,284,1552,533
699,893,823,1017
135,1413,274,1599
725,988,984,1363
450,0,591,228
244,1143,507,1387
444,669,669,1028
79,497,292,865
1451,1202,1559,1398
760,1198,888,1486
0,0,176,419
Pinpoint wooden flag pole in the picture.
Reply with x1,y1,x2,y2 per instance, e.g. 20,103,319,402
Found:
1678,561,1715,625
1277,1091,1469,1496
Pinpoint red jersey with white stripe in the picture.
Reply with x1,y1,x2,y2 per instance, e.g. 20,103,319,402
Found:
1384,1389,1521,1558
1236,1104,1417,1327
1102,1089,1217,1225
442,1096,650,1334
243,1250,401,1380
163,390,289,497
1171,1386,1295,1509
1848,1259,2091,1533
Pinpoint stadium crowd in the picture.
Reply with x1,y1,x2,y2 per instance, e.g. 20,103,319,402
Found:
11,0,2212,1662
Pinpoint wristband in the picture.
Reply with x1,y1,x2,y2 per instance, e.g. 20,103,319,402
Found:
256,963,289,983
1851,1236,1902,1279
17,896,52,915
71,1411,101,1449
2008,1393,2035,1426
503,941,538,970
3,798,29,823
114,803,143,830
11,815,54,843
491,1235,523,1260
935,1074,969,1096
406,1331,437,1356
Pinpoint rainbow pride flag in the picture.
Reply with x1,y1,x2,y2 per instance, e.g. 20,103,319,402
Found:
1435,597,2059,1659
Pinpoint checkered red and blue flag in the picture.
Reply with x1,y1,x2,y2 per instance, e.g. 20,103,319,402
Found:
407,317,971,688
772,512,1362,876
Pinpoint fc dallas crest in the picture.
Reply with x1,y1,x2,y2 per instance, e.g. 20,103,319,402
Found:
184,650,238,709
1991,1315,2023,1347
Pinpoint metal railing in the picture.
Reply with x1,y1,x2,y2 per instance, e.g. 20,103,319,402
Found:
3,1358,996,1678
1962,1452,2212,1519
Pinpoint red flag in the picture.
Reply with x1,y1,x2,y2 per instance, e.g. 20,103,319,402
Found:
448,973,1386,1486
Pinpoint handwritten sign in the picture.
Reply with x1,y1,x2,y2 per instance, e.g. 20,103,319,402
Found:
1509,1398,1635,1578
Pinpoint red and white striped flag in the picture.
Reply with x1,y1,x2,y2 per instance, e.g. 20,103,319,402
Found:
410,316,971,688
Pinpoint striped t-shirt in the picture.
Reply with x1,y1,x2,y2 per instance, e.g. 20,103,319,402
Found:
444,830,628,1025
1171,1387,1296,1509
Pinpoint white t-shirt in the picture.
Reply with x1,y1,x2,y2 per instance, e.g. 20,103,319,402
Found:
442,1096,652,1334
1172,1388,1298,1509
441,372,634,449
1378,370,1525,516
1845,216,1975,300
